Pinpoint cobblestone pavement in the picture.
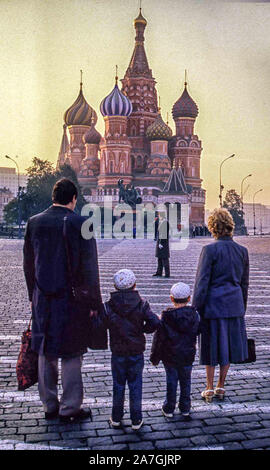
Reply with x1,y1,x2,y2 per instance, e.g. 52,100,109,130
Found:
0,236,270,450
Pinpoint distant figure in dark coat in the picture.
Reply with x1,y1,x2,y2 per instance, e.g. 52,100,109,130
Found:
102,269,160,431
154,215,159,241
23,178,102,422
153,213,170,277
192,208,249,403
151,282,200,419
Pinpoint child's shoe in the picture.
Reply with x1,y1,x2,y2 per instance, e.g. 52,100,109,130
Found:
109,417,122,428
132,419,144,430
182,412,192,422
162,408,174,418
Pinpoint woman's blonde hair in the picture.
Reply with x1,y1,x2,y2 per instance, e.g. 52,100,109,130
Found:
208,208,235,239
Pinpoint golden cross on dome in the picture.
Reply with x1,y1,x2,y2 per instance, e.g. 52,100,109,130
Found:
184,69,187,87
80,69,83,91
115,65,118,85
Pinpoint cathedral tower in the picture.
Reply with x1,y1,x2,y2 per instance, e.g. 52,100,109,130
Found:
63,74,97,173
98,74,133,188
145,110,172,177
170,77,205,223
171,79,202,188
121,8,159,173
79,119,101,189
57,124,69,169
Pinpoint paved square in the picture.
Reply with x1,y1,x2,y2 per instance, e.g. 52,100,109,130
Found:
0,236,270,450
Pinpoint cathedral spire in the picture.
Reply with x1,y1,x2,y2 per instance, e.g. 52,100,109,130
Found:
59,124,69,155
57,124,69,168
124,7,152,79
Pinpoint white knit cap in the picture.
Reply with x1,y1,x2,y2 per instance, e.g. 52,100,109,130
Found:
113,269,136,290
170,282,191,300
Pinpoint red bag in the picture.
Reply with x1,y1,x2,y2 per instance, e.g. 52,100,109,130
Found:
16,318,38,391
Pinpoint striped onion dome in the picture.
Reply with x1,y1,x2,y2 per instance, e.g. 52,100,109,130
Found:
172,83,198,120
146,111,172,141
64,83,97,126
100,79,132,117
83,121,101,145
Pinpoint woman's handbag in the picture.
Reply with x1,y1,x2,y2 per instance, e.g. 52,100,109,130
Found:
238,338,256,364
243,338,256,364
16,317,38,391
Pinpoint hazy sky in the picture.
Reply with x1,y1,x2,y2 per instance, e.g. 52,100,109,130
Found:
0,0,269,209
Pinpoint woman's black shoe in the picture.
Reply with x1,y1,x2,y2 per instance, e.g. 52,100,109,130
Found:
59,408,93,423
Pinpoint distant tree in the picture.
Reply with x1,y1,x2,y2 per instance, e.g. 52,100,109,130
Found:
223,189,246,234
3,198,19,225
4,158,86,224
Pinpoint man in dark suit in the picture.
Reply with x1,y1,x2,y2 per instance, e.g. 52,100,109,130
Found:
153,213,170,278
23,178,102,422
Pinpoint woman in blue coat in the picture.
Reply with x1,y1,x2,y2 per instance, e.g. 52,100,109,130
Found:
192,208,249,402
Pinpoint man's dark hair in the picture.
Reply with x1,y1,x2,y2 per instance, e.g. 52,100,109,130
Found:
52,178,78,205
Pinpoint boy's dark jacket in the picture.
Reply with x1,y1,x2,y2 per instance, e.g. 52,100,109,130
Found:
103,290,160,356
150,306,200,367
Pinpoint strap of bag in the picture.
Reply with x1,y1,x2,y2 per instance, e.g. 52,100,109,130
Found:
27,316,32,331
63,216,75,298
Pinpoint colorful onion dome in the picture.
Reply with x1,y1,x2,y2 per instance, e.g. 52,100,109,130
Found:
64,79,97,126
134,8,147,26
146,111,172,141
172,83,198,120
100,73,132,117
83,120,101,145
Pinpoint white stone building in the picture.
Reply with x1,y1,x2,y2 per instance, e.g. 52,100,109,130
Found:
0,167,28,198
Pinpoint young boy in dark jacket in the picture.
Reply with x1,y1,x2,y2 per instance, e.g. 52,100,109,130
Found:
103,269,160,430
150,282,200,419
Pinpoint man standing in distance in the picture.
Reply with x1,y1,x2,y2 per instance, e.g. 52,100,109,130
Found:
153,212,170,278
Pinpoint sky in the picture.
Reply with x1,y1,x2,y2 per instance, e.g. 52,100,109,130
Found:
0,0,269,210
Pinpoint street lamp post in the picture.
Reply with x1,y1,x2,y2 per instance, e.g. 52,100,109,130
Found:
241,174,252,212
219,154,235,207
5,155,22,239
253,189,263,236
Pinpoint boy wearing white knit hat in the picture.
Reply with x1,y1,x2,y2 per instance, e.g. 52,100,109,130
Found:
102,269,159,430
150,282,200,419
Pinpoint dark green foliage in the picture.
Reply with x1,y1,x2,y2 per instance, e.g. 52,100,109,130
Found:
223,189,246,234
4,158,86,224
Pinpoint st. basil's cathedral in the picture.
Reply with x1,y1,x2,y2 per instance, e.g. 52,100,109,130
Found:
56,9,206,226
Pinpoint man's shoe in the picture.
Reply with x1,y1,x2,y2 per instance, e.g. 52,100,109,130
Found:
109,417,122,429
152,273,162,277
164,275,170,278
132,419,144,431
45,409,59,420
59,408,93,423
162,408,173,418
